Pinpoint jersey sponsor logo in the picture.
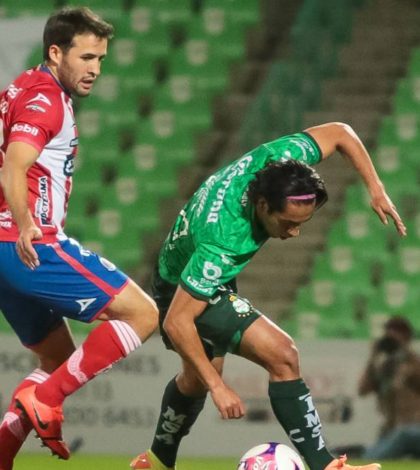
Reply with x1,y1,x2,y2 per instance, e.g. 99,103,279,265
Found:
11,123,39,136
206,155,252,223
70,137,78,147
7,84,22,99
289,392,325,451
171,209,189,241
35,176,52,226
76,298,97,313
0,116,4,148
0,99,8,114
0,210,12,228
186,276,213,295
220,253,234,265
25,104,46,113
26,93,52,107
202,261,222,281
63,154,75,177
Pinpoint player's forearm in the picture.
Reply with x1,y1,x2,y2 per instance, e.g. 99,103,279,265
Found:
334,124,384,195
1,165,34,231
164,319,224,391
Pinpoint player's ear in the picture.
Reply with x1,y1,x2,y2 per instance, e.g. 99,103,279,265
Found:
256,197,268,213
47,44,62,65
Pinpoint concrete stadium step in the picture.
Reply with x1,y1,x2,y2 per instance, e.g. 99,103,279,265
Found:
323,78,395,97
324,94,391,115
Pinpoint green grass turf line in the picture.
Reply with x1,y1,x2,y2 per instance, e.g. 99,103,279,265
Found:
14,454,420,470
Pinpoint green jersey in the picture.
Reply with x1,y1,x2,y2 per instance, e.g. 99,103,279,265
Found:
158,132,322,300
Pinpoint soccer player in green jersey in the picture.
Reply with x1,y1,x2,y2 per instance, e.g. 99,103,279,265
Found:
131,122,406,470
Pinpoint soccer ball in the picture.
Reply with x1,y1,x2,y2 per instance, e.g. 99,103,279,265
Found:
237,442,305,470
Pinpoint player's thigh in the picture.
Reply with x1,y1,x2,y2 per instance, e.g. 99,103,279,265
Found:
99,278,158,341
29,322,76,373
0,239,129,324
0,279,66,348
195,292,261,357
150,266,217,357
239,316,300,379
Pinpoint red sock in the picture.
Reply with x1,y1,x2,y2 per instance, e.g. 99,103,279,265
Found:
0,369,50,470
35,320,141,407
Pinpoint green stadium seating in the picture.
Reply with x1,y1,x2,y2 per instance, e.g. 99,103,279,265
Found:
203,0,260,29
25,44,44,68
168,45,228,97
1,0,56,17
118,144,180,198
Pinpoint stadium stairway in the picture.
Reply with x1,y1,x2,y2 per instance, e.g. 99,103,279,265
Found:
236,0,420,326
163,0,304,203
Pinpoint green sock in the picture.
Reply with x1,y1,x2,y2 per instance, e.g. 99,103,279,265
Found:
151,377,206,467
269,379,334,470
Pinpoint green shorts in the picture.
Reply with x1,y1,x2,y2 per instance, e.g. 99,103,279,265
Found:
151,267,261,357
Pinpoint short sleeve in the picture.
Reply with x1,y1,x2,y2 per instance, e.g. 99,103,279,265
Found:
8,89,63,152
180,244,240,299
263,132,322,166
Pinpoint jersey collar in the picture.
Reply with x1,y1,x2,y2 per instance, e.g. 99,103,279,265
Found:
39,64,72,97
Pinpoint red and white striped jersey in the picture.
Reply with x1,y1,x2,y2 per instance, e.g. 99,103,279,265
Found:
0,65,78,242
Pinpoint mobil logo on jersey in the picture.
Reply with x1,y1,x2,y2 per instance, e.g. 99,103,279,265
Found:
35,176,52,226
11,123,39,137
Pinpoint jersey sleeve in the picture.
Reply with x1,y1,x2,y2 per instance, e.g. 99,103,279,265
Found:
263,132,322,166
180,243,241,300
8,88,63,153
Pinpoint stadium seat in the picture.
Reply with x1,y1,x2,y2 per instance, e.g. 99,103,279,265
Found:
119,145,180,198
203,0,260,29
65,0,121,21
1,0,56,17
168,46,228,97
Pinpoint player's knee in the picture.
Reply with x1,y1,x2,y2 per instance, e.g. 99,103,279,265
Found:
270,336,300,379
138,300,159,338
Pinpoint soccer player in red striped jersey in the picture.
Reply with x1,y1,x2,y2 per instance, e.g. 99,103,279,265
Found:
0,8,158,468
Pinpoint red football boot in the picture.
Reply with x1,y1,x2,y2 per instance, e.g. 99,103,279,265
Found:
15,385,70,460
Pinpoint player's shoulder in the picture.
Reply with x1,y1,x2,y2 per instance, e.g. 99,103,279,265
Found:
11,67,64,110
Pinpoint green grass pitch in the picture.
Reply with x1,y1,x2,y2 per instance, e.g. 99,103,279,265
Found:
13,454,420,470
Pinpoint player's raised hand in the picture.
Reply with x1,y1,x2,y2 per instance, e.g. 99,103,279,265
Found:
16,224,42,269
370,190,406,237
210,381,245,420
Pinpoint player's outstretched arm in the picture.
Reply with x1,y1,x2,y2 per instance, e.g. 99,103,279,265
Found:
164,286,245,419
1,141,43,268
305,122,406,236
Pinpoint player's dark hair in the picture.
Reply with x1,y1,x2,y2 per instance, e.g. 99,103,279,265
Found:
43,7,114,60
248,160,328,213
